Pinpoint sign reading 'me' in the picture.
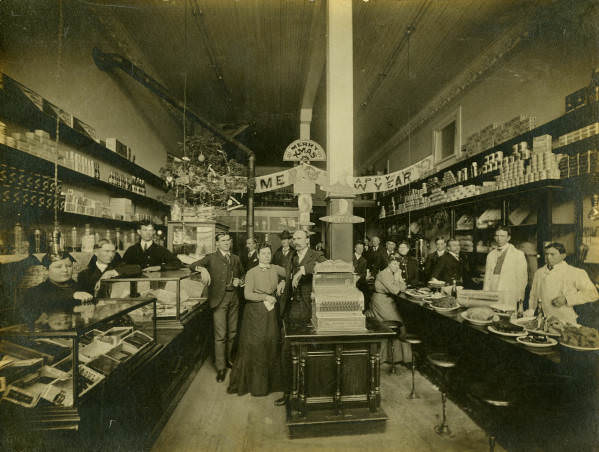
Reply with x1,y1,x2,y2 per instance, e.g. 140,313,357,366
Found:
283,139,326,162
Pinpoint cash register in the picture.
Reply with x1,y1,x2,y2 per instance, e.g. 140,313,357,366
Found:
311,260,366,332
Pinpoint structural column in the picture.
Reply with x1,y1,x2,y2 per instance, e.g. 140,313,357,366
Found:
326,0,354,261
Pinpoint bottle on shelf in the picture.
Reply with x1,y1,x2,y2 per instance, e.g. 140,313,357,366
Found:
13,216,25,255
81,224,95,253
115,227,122,251
105,229,112,241
33,228,42,254
71,226,78,252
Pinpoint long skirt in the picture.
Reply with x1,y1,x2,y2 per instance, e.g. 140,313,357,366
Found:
227,301,283,396
371,292,412,364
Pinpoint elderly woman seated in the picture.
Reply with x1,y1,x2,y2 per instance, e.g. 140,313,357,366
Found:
370,254,412,365
19,251,93,326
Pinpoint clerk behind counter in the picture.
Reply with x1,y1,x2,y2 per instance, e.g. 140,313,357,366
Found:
121,220,181,271
529,242,598,326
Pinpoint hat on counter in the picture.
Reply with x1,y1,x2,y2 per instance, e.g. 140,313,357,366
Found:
280,230,292,240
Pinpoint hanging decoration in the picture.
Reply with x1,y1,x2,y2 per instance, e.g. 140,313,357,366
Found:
159,131,247,216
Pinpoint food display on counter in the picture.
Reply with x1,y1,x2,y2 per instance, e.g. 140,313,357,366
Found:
488,318,527,337
560,325,599,350
460,307,495,325
516,335,558,348
404,287,432,299
511,316,563,337
429,296,460,311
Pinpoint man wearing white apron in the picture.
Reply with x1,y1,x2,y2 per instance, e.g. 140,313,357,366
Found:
483,226,528,309
529,242,598,325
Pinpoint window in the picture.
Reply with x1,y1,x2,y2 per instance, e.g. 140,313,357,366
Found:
433,106,462,165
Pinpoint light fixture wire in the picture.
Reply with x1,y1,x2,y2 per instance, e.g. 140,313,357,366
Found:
53,0,64,247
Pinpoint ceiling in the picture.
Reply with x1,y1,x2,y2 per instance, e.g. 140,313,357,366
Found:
2,0,593,169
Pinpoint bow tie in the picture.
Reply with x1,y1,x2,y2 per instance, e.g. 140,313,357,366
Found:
259,264,270,270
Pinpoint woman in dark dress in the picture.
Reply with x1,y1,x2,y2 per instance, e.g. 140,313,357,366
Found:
227,245,286,397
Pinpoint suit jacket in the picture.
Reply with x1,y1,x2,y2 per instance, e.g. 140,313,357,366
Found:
76,259,141,296
122,242,181,270
287,248,326,321
272,247,294,277
431,252,472,287
424,251,445,280
190,251,243,308
483,243,528,308
353,254,369,293
366,246,387,276
240,249,259,274
398,255,421,286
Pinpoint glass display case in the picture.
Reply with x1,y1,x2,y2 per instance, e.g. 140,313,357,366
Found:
167,220,228,257
99,269,206,329
0,297,157,431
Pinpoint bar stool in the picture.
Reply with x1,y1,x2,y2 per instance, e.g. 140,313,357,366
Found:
382,320,402,374
470,381,517,452
427,352,457,436
400,333,422,399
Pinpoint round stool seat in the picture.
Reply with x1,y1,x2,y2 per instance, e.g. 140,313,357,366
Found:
382,320,402,331
427,353,457,368
400,333,422,345
471,382,516,408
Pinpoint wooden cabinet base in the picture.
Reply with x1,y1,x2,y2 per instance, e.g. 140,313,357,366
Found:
287,406,388,438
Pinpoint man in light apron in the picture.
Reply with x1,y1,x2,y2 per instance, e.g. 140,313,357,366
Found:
483,226,528,309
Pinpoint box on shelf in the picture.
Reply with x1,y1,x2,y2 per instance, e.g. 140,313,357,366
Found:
105,138,128,158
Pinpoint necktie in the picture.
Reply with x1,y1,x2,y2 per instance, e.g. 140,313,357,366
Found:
547,264,553,271
225,253,231,264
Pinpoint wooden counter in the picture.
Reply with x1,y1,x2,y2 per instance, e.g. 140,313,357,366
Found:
283,319,394,437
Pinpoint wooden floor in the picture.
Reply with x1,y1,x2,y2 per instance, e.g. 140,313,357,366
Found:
152,361,504,452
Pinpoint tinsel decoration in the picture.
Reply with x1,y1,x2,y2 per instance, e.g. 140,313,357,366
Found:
159,133,246,209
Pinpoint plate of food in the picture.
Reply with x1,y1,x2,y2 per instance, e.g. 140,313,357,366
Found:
560,325,599,351
516,335,558,348
511,317,562,337
488,319,527,337
490,303,515,314
429,296,460,312
404,288,432,300
460,307,495,326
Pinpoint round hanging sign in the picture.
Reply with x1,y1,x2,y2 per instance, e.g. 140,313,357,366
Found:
283,139,326,162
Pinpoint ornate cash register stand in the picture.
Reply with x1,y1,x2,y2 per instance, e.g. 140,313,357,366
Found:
284,261,394,437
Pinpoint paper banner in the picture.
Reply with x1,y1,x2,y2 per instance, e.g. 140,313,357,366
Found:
352,156,433,194
251,156,434,194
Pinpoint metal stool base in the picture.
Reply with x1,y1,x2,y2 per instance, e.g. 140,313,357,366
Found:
434,423,452,436
406,390,420,400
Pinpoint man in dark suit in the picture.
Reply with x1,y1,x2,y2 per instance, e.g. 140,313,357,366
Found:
240,236,259,274
272,230,294,318
353,241,370,306
191,232,243,383
275,228,326,406
77,239,140,297
287,229,327,323
382,238,397,268
424,237,447,281
366,235,386,277
122,220,181,270
397,240,421,286
431,238,472,287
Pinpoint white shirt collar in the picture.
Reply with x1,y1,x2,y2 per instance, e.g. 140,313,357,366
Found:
354,253,362,260
437,250,446,257
449,251,460,260
219,249,230,258
297,248,308,261
96,262,108,272
141,240,153,249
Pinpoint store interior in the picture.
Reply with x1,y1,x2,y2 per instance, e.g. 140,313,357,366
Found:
1,1,598,451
